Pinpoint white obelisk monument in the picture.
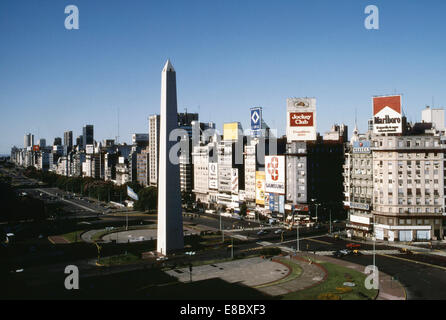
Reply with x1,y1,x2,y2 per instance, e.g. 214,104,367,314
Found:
157,60,184,255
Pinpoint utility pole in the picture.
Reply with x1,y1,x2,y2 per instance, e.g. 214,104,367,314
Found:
329,209,332,234
296,223,300,253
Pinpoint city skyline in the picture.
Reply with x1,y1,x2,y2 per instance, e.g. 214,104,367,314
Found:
2,0,446,154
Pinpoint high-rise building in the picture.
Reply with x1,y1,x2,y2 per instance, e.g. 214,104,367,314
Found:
24,133,34,148
343,137,374,238
64,131,73,149
83,125,94,148
53,137,62,146
39,138,46,148
370,132,445,241
422,106,445,132
136,147,150,187
149,115,160,186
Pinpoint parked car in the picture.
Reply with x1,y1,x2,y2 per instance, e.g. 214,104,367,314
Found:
274,229,283,234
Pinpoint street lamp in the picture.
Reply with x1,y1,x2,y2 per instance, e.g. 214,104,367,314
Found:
296,223,300,253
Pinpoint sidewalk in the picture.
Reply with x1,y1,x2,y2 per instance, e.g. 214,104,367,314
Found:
297,252,406,300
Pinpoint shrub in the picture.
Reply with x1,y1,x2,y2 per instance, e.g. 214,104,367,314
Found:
318,293,341,300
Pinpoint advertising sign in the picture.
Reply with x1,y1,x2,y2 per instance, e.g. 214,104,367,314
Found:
269,193,275,211
231,168,239,194
352,141,371,154
250,107,262,134
32,145,40,152
218,166,232,192
373,95,402,134
208,163,218,190
286,98,317,142
265,155,286,194
223,122,240,141
350,202,370,211
255,171,266,205
279,195,285,214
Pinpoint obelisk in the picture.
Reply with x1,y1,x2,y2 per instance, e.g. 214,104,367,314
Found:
157,60,184,255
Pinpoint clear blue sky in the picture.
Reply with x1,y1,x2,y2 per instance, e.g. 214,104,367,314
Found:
1,0,446,154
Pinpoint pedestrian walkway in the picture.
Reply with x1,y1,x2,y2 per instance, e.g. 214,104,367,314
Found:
255,256,327,296
165,257,289,287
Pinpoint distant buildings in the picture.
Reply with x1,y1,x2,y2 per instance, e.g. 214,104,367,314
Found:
149,115,160,187
9,82,446,242
64,131,73,149
24,133,34,149
82,125,94,149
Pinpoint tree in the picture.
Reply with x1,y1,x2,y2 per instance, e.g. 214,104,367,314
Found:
134,187,158,212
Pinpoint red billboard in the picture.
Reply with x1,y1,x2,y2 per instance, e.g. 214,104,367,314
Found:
289,112,314,127
373,95,402,134
32,145,40,152
373,95,401,115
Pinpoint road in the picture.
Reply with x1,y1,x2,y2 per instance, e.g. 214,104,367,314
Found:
251,233,446,299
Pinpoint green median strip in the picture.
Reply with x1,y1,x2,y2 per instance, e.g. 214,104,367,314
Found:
282,262,378,300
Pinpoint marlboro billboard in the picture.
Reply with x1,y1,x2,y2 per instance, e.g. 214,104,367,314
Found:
286,98,317,142
373,95,402,134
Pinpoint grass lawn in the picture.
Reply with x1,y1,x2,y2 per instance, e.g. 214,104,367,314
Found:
282,262,378,300
59,230,84,243
91,225,154,242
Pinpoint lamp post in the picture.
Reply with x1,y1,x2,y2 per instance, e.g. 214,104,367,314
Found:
296,223,300,253
329,209,332,234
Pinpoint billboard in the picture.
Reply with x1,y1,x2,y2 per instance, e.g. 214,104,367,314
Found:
231,168,239,194
352,141,371,154
218,166,232,192
373,95,402,134
265,155,286,194
286,98,317,142
223,122,240,141
208,163,218,190
278,195,285,214
32,145,40,152
250,107,262,134
255,171,266,205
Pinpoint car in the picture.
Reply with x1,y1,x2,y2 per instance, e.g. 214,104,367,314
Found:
257,230,268,236
333,249,350,258
274,229,283,234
